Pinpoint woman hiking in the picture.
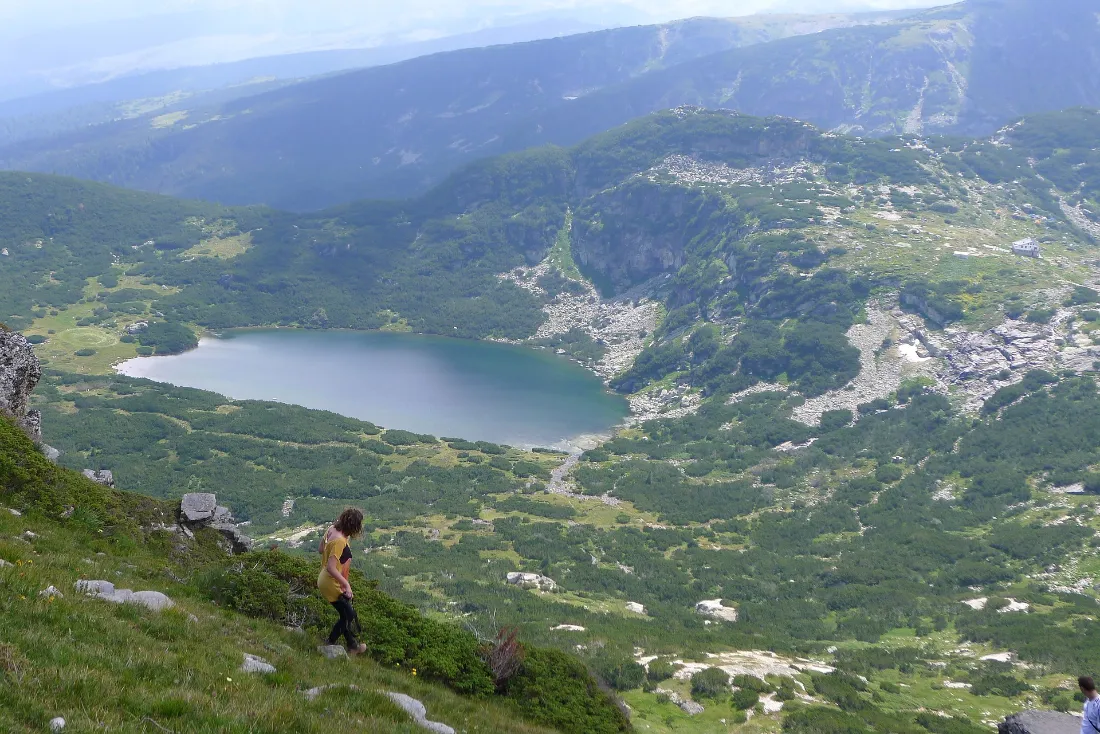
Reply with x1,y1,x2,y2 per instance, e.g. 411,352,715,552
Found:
318,508,367,655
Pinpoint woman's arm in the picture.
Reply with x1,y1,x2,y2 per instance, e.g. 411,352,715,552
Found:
326,554,353,598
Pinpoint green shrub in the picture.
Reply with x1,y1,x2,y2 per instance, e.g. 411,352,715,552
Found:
731,674,772,693
26,335,46,344
602,660,646,691
1082,310,1100,322
381,429,424,446
647,659,678,682
120,334,136,343
502,647,631,734
74,348,97,357
731,687,760,710
874,463,905,483
820,409,853,431
361,439,395,455
691,667,730,699
136,346,154,356
137,321,197,355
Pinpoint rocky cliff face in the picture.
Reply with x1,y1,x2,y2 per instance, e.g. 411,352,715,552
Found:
0,328,43,442
998,710,1081,734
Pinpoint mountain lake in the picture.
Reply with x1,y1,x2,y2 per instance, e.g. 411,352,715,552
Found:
116,329,629,448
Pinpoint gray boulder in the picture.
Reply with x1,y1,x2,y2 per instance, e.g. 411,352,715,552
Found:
179,493,253,553
0,330,43,442
999,711,1082,734
82,470,115,487
180,493,217,523
75,580,175,612
385,692,456,734
240,653,276,675
318,645,348,660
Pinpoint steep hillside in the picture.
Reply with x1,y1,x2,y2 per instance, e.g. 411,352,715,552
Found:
0,12,904,210
6,107,1100,731
0,333,628,734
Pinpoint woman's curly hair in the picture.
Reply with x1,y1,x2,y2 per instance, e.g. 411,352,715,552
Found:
333,507,364,538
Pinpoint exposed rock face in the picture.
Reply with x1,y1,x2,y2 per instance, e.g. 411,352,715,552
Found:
695,599,739,622
82,470,115,488
506,572,557,591
998,710,1081,734
180,493,217,523
179,493,253,554
0,330,42,442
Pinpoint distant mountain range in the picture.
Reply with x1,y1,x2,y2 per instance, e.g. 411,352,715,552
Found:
0,12,906,210
1,0,1096,211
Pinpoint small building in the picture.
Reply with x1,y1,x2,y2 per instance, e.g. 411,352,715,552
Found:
1011,238,1040,257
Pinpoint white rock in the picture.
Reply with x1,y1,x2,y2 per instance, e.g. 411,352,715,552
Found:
551,624,586,632
49,717,65,732
626,601,647,615
385,691,456,734
241,653,276,674
318,645,348,659
963,597,988,610
998,598,1030,613
0,559,11,568
21,530,38,541
7,508,21,516
75,580,174,611
943,681,972,689
506,572,557,591
980,652,1015,663
38,586,63,599
695,599,738,622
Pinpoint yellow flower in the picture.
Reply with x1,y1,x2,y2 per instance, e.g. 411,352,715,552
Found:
412,669,417,676
226,677,233,682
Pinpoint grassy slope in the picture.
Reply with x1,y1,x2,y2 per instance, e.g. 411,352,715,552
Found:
0,417,553,734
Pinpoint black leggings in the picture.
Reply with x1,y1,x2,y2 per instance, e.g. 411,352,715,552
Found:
328,596,361,649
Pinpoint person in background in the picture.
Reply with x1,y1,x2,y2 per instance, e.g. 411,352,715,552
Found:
1082,676,1100,734
318,507,367,655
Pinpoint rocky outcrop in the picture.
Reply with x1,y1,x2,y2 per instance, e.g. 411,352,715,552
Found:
695,599,739,622
76,580,175,612
998,710,1081,734
179,492,253,554
506,572,557,591
0,329,42,442
82,470,115,488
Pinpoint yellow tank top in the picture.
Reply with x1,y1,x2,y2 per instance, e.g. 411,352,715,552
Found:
317,534,350,603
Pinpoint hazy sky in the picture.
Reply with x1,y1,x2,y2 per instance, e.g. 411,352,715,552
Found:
0,0,949,39
0,0,948,99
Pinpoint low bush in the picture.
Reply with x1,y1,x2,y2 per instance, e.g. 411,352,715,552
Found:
691,667,730,699
647,658,678,682
503,647,631,733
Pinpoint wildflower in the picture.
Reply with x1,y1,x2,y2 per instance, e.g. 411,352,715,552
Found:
412,668,417,676
226,677,233,682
